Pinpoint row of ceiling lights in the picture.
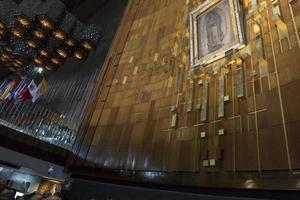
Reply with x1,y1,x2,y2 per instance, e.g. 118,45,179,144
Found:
0,0,100,77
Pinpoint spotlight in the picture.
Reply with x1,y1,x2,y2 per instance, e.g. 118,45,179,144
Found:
12,62,22,68
50,56,63,65
74,49,88,60
33,56,44,65
45,65,58,71
0,56,9,62
65,38,77,47
32,29,46,40
4,45,13,53
52,29,66,41
56,47,69,59
15,14,32,29
27,39,39,49
2,52,11,60
45,65,53,71
11,26,24,38
15,59,23,66
39,49,50,58
13,55,24,65
9,67,16,72
37,67,43,73
37,15,54,30
81,39,96,51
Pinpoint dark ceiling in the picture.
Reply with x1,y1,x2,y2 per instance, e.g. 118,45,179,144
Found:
0,0,112,78
0,0,128,149
70,0,110,22
12,0,110,22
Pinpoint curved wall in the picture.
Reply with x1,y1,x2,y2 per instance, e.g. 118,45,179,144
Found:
72,0,300,190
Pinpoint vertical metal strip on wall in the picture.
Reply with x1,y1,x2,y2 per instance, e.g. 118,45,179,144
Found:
218,75,224,118
200,80,208,121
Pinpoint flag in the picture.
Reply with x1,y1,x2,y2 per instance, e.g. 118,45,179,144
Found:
28,75,43,102
0,75,48,104
39,78,48,94
0,80,9,98
0,80,17,100
3,79,21,105
28,79,39,99
32,77,48,102
13,79,27,100
18,75,43,103
16,77,33,103
4,78,26,105
0,81,8,105
19,87,32,102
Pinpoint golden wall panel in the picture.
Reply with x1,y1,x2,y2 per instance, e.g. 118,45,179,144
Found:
73,0,300,187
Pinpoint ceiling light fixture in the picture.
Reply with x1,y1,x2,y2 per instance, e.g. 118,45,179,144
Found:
81,39,96,51
56,47,69,59
37,15,54,30
33,56,44,65
74,49,88,60
15,14,32,29
52,29,66,41
32,29,47,40
65,37,77,47
50,56,63,66
39,49,50,58
10,26,24,38
26,39,39,49
0,0,100,77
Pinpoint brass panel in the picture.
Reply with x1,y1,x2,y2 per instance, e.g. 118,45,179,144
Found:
71,0,300,190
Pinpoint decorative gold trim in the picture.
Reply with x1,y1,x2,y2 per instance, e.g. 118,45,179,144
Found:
189,0,245,69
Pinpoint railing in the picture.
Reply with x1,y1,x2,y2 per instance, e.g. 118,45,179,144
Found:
0,101,77,150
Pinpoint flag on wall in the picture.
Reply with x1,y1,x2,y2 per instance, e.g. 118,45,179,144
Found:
0,80,17,100
13,79,27,100
32,77,48,102
39,78,48,94
0,81,8,97
0,75,48,104
3,79,22,105
28,79,39,100
16,77,33,103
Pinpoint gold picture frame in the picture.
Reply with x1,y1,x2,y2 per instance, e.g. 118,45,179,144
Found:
189,0,245,69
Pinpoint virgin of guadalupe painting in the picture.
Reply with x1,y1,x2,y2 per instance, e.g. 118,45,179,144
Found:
204,9,225,52
189,0,244,69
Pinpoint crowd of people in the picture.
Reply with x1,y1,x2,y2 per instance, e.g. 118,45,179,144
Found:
0,179,64,200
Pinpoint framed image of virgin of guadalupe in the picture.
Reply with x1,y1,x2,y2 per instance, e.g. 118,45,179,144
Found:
189,0,245,69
